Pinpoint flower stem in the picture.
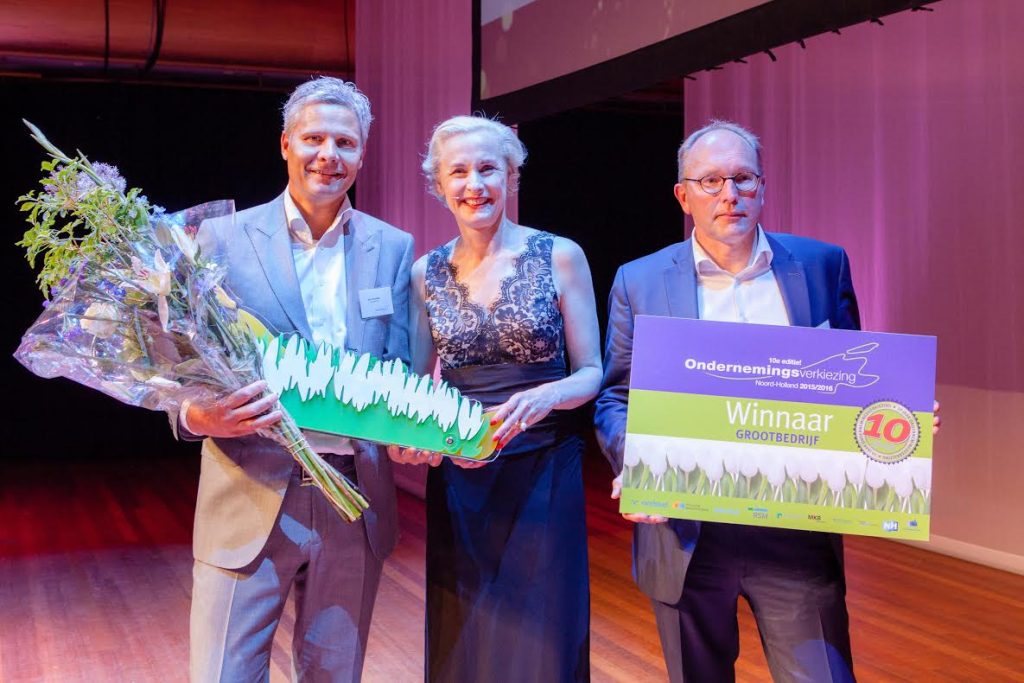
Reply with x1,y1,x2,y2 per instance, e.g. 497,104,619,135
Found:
270,410,368,522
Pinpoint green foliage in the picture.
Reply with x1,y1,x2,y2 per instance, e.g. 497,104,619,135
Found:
13,121,369,522
15,123,151,299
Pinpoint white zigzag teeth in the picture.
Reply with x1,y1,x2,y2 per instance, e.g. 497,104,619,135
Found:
337,353,374,411
457,399,483,440
260,336,485,441
260,337,287,393
266,336,314,398
434,382,460,432
300,341,333,400
377,359,406,411
411,375,436,424
467,402,483,439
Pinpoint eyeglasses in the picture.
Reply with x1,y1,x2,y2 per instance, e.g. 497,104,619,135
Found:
683,172,761,195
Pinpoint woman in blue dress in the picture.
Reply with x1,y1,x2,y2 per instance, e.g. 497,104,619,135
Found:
388,115,602,682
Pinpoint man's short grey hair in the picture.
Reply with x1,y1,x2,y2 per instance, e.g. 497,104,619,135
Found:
677,120,763,182
282,76,373,142
421,115,527,200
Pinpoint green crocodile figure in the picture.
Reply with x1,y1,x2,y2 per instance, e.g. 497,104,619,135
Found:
241,311,500,461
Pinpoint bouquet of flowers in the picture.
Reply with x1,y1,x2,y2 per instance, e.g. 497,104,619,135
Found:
13,121,368,522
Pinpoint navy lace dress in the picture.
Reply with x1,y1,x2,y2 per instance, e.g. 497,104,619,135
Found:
423,231,590,682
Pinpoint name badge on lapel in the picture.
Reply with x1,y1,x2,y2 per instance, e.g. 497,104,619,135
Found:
358,286,394,318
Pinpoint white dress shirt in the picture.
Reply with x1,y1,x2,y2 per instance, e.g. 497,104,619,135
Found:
283,191,355,455
692,226,791,326
284,191,351,349
182,192,355,455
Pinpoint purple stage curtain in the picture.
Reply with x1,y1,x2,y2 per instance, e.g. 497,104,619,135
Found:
355,0,471,257
355,0,472,497
684,0,1024,569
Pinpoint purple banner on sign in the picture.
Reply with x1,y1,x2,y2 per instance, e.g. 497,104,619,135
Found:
630,316,936,412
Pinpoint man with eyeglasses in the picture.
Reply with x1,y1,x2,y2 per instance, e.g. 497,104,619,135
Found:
595,120,860,682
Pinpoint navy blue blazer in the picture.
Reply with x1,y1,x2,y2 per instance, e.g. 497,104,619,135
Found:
594,231,860,604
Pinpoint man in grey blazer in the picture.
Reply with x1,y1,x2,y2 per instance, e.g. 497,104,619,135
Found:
175,77,413,681
595,121,859,682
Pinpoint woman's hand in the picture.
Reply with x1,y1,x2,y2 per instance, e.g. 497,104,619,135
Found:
489,384,562,449
386,445,443,467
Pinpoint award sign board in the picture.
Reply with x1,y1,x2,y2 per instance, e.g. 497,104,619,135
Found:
620,316,936,540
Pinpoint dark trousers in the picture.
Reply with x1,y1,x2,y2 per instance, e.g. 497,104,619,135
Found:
653,522,855,683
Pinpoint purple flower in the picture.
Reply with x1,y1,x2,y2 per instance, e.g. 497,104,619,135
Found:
96,279,127,301
73,161,127,198
92,162,127,193
75,173,97,196
43,168,61,197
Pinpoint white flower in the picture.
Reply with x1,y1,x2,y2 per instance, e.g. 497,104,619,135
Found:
844,458,867,487
622,434,642,468
664,443,682,471
797,452,821,485
133,252,171,296
670,440,698,473
761,452,787,487
81,302,120,338
132,252,172,330
819,454,849,494
910,458,932,493
886,462,915,498
783,448,806,483
864,461,887,489
644,450,668,478
168,224,198,264
739,452,760,479
697,446,724,482
722,449,742,479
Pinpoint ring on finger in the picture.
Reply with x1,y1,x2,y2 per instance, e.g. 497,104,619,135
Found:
519,419,528,431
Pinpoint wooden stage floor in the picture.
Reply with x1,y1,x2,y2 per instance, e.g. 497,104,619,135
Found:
2,453,1022,682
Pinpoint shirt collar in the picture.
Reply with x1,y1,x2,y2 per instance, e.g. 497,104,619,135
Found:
692,225,774,278
283,191,353,246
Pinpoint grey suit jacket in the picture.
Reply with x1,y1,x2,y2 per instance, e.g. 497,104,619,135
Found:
181,193,414,569
594,232,860,604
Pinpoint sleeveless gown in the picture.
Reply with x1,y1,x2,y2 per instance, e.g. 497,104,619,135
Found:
423,231,590,682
